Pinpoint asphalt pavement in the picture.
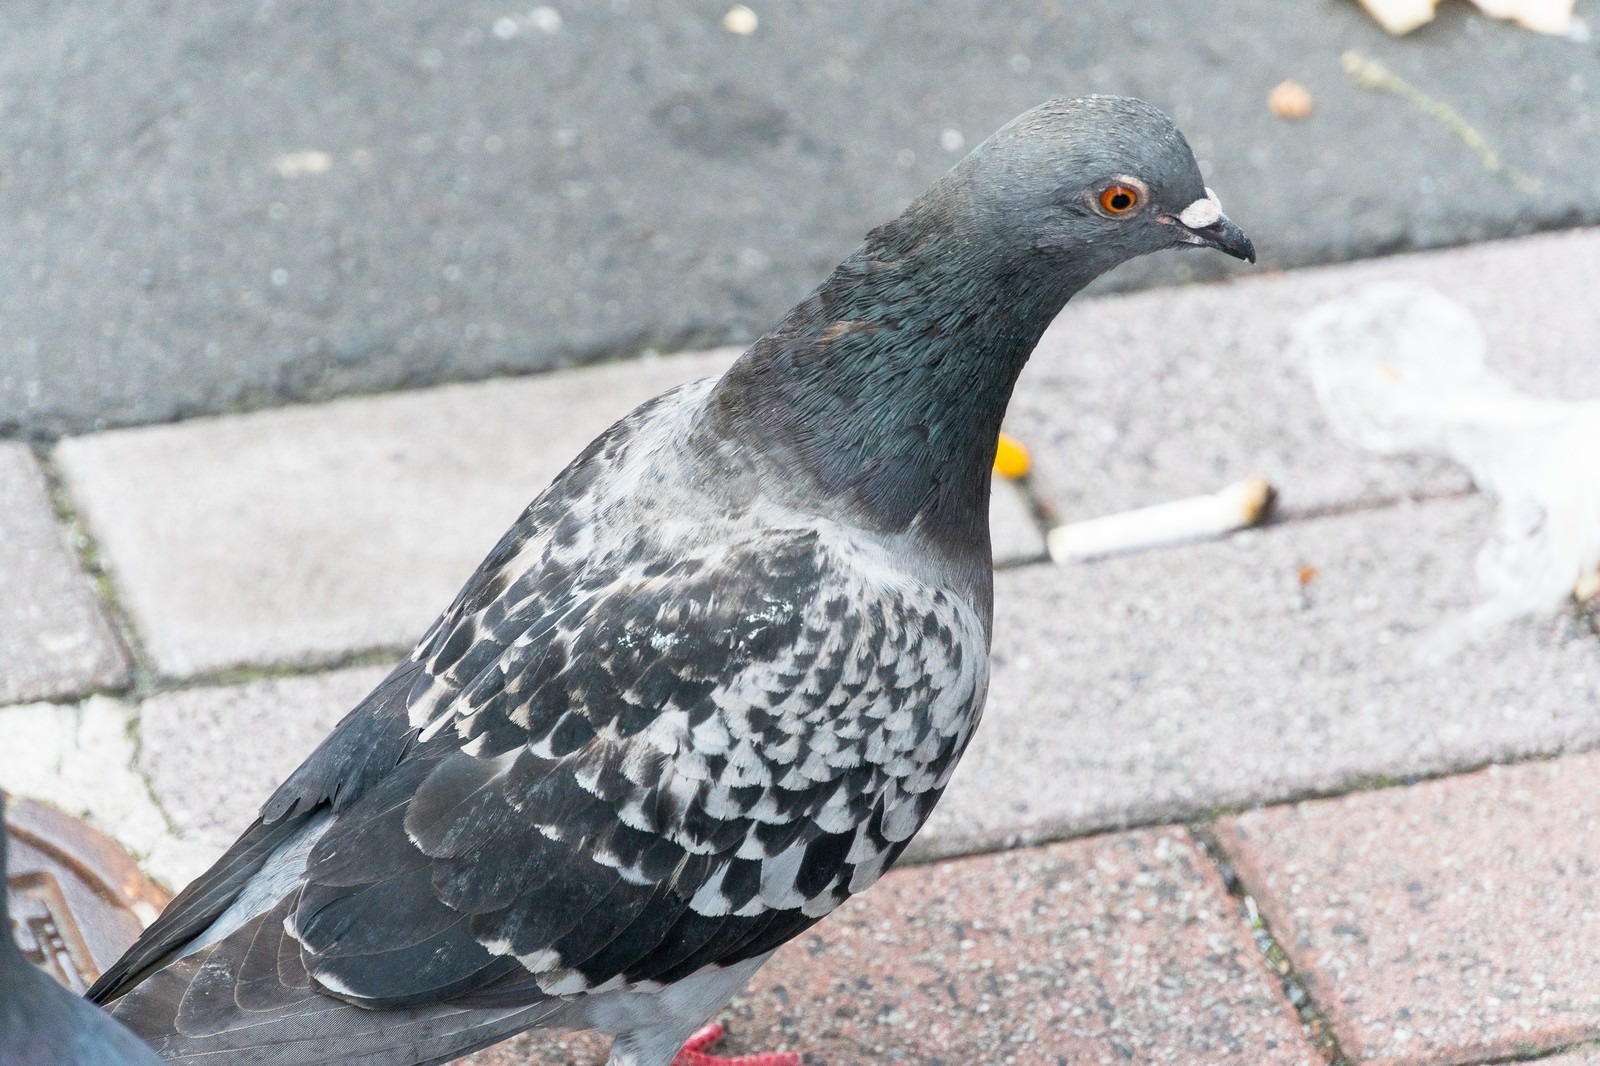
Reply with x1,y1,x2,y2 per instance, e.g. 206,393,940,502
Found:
2,0,1597,437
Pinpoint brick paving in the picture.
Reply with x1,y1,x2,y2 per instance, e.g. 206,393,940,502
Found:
470,830,1319,1066
3,231,1599,1063
1219,753,1600,1065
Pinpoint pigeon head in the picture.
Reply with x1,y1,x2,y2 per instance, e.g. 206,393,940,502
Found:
911,95,1254,282
714,95,1254,577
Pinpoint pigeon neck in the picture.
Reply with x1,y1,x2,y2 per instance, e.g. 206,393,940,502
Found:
710,220,1087,555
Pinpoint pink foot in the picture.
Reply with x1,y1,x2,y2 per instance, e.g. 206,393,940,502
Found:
670,1021,801,1066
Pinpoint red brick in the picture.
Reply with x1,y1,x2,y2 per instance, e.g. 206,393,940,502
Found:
468,828,1316,1065
1219,751,1600,1064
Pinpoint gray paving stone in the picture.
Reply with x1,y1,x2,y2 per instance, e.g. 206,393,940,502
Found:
1010,228,1600,522
55,352,742,678
0,697,209,891
55,348,1040,677
913,494,1600,860
136,665,392,869
0,442,128,704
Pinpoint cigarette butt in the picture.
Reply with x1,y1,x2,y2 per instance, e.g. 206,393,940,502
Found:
1576,568,1600,603
1047,477,1275,564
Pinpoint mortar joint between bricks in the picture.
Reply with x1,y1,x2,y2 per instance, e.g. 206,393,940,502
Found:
1188,822,1353,1066
1467,1036,1600,1064
122,702,186,840
137,644,413,700
29,443,417,699
30,442,157,699
1262,485,1480,528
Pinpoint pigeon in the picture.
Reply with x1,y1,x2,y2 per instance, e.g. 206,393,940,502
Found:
0,792,166,1065
86,95,1254,1065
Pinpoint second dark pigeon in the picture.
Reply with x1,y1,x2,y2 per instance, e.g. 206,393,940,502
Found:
0,792,165,1066
87,96,1254,1065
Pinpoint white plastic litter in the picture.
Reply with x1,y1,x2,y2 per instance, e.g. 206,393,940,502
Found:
1292,280,1600,660
1357,0,1576,36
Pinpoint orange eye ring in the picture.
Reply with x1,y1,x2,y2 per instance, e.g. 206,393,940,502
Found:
1098,184,1140,215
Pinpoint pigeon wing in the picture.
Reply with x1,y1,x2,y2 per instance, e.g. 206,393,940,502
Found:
289,524,985,1009
87,385,695,1005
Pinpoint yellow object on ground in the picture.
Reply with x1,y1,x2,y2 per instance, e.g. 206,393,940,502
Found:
994,433,1031,479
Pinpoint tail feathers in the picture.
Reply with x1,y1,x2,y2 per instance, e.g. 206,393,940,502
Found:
108,907,568,1066
88,811,312,1004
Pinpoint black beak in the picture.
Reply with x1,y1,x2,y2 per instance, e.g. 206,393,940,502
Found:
1183,211,1256,263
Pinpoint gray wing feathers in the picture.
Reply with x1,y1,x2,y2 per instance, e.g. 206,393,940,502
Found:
109,903,563,1066
93,382,987,1060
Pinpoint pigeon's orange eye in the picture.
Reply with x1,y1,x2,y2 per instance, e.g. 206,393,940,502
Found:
1099,184,1140,214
